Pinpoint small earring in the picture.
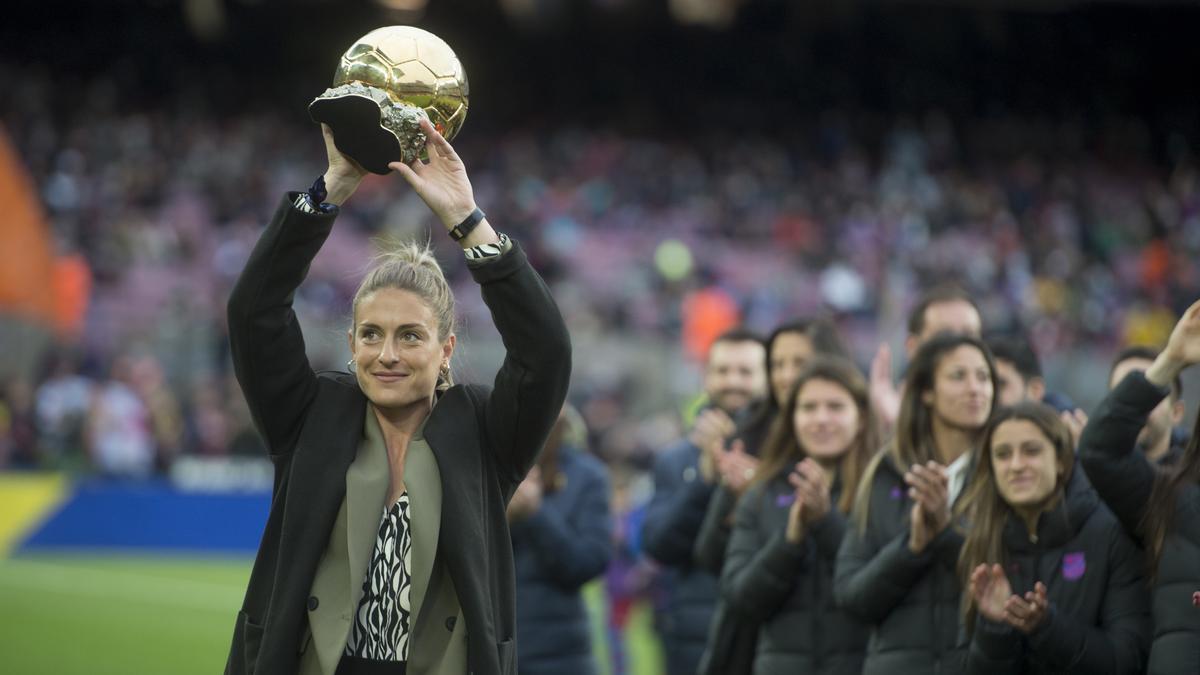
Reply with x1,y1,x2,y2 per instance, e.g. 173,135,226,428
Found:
440,362,450,376
347,359,356,372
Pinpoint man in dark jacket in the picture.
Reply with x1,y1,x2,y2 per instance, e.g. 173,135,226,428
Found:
1108,347,1187,465
987,336,1047,408
641,328,766,675
987,335,1088,444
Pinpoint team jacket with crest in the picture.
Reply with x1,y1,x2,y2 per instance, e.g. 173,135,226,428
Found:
965,470,1150,674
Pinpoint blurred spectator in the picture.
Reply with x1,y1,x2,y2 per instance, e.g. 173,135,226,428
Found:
0,376,39,469
509,406,613,675
84,356,156,478
128,354,184,471
986,334,1046,408
603,460,661,675
33,350,93,467
1109,346,1187,466
185,377,231,457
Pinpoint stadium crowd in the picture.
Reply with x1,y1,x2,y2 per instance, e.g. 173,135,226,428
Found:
2,62,1200,674
3,65,1199,475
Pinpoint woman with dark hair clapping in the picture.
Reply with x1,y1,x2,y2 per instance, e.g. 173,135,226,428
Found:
719,358,874,674
959,403,1149,674
835,333,997,675
692,318,850,675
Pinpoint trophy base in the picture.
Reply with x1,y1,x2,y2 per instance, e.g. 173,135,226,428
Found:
309,85,428,175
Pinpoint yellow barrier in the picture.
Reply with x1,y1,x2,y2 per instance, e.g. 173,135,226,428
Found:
0,472,69,557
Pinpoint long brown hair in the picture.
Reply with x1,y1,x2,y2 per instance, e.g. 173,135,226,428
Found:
1142,410,1200,572
956,403,1075,631
752,357,876,514
853,333,998,532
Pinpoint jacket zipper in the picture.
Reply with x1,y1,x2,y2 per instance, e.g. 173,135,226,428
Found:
813,553,824,670
932,579,942,675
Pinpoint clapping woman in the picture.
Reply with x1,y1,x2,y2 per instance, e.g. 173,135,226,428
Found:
834,333,997,675
959,403,1149,673
719,358,874,674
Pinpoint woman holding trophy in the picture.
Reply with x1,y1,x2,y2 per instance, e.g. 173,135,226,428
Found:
223,28,572,675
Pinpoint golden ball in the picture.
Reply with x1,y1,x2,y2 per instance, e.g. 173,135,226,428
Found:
332,26,469,142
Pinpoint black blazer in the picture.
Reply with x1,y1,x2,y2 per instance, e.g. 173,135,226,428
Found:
224,194,572,675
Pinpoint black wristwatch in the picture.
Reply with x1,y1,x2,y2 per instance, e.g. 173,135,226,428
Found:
448,207,486,241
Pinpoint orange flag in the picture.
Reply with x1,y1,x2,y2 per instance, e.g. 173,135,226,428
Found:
0,125,60,329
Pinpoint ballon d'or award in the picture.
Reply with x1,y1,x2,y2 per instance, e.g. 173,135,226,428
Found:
309,26,469,174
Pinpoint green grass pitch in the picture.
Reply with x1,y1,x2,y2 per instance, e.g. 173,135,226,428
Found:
0,554,663,675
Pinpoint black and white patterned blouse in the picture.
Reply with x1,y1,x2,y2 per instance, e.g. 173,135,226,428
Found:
345,492,413,662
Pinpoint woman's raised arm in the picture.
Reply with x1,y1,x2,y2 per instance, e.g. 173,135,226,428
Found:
394,119,571,488
228,124,367,457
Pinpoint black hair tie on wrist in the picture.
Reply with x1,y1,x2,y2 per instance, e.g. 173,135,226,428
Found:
448,207,485,241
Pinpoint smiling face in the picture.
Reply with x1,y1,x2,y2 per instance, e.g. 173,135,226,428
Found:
925,345,994,432
704,340,767,416
348,287,454,413
990,418,1062,510
793,378,862,464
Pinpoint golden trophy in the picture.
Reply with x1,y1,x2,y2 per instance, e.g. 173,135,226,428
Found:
309,26,469,174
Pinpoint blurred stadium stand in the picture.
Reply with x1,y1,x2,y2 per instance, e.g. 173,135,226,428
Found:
2,0,1199,498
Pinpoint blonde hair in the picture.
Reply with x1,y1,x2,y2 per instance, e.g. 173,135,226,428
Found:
352,239,457,390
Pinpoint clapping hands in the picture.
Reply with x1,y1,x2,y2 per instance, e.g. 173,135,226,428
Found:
906,461,951,553
692,408,737,483
715,440,759,495
691,410,760,493
969,563,1050,633
785,459,832,544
